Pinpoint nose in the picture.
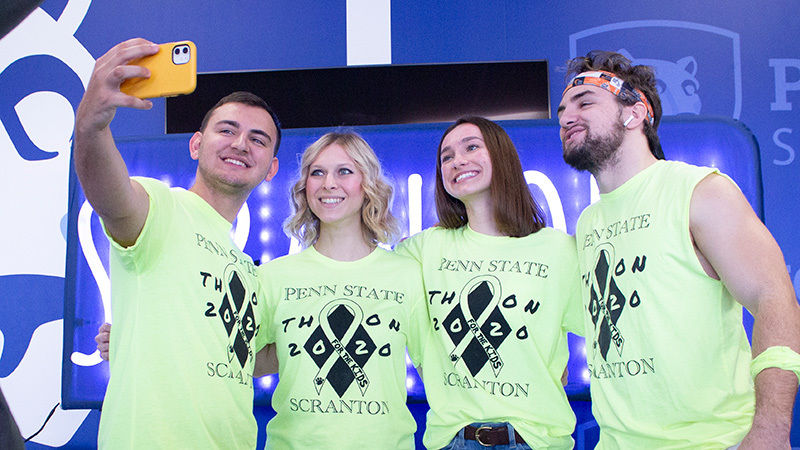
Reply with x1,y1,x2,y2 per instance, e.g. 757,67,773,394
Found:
323,173,337,189
558,107,576,129
450,151,467,168
231,133,248,151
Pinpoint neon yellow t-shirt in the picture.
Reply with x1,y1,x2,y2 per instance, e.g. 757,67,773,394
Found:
260,246,429,449
98,177,266,449
395,225,583,449
575,160,754,449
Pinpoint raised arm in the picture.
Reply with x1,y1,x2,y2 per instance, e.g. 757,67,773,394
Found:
690,173,800,447
74,38,160,247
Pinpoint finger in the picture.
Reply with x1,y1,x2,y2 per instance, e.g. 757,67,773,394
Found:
106,64,151,88
93,42,159,89
112,37,157,51
97,340,109,362
95,333,109,345
97,39,159,70
108,91,153,110
99,322,111,333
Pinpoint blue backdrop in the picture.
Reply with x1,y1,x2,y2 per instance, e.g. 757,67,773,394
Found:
0,0,797,448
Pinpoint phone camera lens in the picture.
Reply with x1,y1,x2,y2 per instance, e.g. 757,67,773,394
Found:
174,48,180,55
182,47,188,54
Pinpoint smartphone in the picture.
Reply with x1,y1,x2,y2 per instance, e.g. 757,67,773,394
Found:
121,41,197,99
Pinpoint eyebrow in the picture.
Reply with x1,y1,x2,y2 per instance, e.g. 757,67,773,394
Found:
308,162,355,173
557,89,594,115
215,120,273,142
441,135,483,153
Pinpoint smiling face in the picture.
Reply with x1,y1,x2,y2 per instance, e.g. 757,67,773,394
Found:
190,102,279,195
305,143,365,230
557,85,626,173
438,123,493,205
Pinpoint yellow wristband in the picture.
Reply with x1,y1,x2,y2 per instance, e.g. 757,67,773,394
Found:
750,346,800,384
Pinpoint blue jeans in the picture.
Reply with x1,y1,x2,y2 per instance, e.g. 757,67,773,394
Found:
441,422,531,450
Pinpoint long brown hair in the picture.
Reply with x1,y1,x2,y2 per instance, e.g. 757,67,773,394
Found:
434,116,545,237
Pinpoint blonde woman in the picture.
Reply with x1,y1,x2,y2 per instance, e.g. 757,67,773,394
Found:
259,132,429,449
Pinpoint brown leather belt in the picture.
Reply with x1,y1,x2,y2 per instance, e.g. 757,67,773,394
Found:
464,425,526,446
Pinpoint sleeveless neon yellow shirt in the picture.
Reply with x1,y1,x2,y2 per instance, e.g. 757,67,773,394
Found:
575,160,754,448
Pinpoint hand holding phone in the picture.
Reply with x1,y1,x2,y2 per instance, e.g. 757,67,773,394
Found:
120,41,197,99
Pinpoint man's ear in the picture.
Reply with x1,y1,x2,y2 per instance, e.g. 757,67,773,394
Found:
189,131,203,160
264,157,279,182
622,102,648,129
630,101,649,128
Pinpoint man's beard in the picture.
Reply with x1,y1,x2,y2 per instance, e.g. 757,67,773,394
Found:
563,121,625,174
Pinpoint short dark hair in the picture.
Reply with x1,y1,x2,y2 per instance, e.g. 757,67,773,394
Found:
435,116,546,237
565,50,664,159
199,91,282,155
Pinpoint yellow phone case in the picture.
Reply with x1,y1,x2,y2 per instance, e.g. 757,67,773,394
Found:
121,41,197,99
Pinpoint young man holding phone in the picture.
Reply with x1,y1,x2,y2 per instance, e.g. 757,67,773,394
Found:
74,38,280,448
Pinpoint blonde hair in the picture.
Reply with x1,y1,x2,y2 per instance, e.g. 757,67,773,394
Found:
284,132,400,247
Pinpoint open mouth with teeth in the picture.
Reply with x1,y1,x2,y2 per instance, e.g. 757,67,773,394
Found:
320,197,344,205
223,157,249,168
454,171,479,183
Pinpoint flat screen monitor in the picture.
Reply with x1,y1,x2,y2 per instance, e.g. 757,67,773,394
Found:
165,60,550,132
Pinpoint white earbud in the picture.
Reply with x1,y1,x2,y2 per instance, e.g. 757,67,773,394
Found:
623,115,634,128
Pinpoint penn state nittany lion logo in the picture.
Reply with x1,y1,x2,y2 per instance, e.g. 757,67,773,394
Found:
569,20,743,119
618,49,702,116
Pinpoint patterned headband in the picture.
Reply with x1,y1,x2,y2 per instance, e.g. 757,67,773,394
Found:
563,70,655,125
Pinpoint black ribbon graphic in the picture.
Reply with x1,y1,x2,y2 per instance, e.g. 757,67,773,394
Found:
308,299,373,397
444,275,509,377
589,244,625,361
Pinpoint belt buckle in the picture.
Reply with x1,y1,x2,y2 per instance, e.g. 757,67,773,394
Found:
475,426,492,447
